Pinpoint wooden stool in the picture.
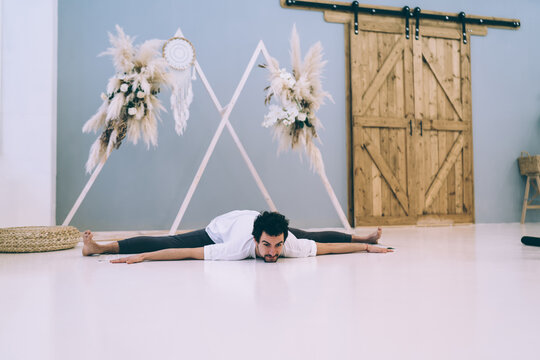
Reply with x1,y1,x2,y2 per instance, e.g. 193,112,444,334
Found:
521,174,540,223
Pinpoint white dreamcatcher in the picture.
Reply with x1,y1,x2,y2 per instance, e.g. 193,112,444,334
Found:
162,29,197,135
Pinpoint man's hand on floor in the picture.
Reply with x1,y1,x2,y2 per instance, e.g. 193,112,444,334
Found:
367,245,394,253
110,254,145,264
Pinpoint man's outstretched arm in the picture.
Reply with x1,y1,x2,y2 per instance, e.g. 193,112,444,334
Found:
316,243,393,255
110,247,205,264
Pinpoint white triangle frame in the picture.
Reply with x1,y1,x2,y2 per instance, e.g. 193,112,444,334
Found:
62,27,352,233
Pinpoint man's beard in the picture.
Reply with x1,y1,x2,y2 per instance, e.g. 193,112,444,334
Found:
263,255,278,263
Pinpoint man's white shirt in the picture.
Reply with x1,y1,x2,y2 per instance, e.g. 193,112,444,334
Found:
204,210,317,261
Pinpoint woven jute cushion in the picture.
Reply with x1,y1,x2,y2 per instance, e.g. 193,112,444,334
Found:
0,226,81,253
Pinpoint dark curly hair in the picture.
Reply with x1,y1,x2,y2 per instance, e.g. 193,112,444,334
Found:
252,211,289,242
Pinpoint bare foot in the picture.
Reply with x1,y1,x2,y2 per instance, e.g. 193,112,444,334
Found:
353,227,382,244
82,230,101,256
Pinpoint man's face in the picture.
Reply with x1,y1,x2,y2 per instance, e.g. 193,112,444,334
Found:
255,231,285,263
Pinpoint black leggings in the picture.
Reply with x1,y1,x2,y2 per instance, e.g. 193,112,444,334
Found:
289,228,351,244
117,228,352,254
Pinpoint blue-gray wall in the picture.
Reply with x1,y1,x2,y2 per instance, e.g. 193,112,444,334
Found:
57,0,540,230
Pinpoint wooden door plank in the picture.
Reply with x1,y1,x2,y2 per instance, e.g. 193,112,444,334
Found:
395,43,405,119
409,37,424,215
422,45,464,120
367,32,380,116
447,133,457,214
460,38,474,218
361,30,374,218
371,128,382,216
413,37,424,120
350,28,364,220
422,128,430,214
353,127,371,218
425,37,438,213
357,20,403,34
356,216,417,226
443,39,456,214
438,132,448,214
395,47,407,216
368,33,382,217
360,38,404,115
351,28,372,220
455,150,463,214
422,119,470,131
351,29,369,115
425,134,465,209
363,129,409,214
427,37,438,125
390,43,403,216
397,130,407,216
354,116,408,128
432,38,445,214
381,127,391,217
437,38,448,214
345,23,354,223
361,131,373,218
451,40,464,214
436,39,447,122
421,36,433,215
451,40,462,121
428,130,439,213
353,131,369,218
403,39,415,119
323,11,352,25
422,26,461,40
350,28,380,222
378,32,390,119
425,37,437,213
403,37,417,216
389,128,400,216
379,33,391,217
386,35,398,118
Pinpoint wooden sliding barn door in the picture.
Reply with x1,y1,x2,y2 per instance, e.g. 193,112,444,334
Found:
351,17,474,225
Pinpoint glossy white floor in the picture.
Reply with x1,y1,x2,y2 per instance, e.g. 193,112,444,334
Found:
1,223,540,360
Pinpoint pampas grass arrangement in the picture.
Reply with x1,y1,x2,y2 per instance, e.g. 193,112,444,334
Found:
261,25,333,175
82,25,171,173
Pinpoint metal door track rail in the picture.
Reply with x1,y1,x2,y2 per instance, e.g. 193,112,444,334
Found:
284,0,520,43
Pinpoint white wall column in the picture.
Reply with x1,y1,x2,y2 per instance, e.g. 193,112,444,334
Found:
0,0,58,227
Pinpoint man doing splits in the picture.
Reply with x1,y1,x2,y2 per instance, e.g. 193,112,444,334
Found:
82,210,393,264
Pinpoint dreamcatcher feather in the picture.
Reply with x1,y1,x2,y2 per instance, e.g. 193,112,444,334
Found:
262,25,333,175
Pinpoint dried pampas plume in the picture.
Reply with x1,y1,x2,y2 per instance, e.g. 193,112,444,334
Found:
262,24,333,175
82,25,170,173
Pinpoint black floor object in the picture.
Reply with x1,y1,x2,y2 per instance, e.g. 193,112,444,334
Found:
521,236,540,247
